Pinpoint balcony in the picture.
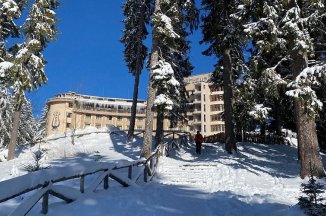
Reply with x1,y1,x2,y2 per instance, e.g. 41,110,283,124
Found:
74,105,146,116
192,119,201,125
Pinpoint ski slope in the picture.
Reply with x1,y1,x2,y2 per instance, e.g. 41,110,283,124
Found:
0,129,325,216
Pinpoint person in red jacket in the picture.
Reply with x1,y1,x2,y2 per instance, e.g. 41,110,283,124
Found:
194,131,204,155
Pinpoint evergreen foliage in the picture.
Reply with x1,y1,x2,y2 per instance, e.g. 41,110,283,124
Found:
121,0,151,141
201,0,247,153
299,163,326,216
0,87,38,147
0,85,13,146
0,0,59,160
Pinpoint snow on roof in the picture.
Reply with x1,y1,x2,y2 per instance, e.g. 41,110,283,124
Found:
52,93,146,107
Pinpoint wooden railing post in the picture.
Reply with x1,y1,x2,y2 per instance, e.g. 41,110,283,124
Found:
41,191,49,214
144,165,148,182
128,165,132,179
104,174,109,190
80,175,85,193
150,158,154,171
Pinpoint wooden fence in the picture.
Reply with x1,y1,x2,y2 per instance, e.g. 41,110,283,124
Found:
0,147,161,216
0,130,192,215
204,132,288,145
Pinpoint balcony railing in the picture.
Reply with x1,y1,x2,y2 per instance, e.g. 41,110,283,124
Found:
75,106,146,115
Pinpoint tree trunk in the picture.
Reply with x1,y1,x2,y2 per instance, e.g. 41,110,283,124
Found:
7,102,22,161
127,71,140,142
155,110,164,148
274,101,282,136
260,121,266,136
292,53,325,178
223,49,237,153
127,1,146,142
142,0,161,158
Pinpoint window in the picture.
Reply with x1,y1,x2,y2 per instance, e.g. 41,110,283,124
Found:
108,116,112,120
66,112,72,118
85,114,91,119
117,117,122,121
96,115,102,120
211,114,223,122
204,125,206,132
66,123,71,128
204,115,206,122
136,117,143,122
211,125,218,132
68,102,73,108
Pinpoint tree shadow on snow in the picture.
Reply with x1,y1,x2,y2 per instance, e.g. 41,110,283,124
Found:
29,183,298,216
109,132,143,161
168,142,313,178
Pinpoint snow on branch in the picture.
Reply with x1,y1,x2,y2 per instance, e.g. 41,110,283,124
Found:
153,12,180,39
249,104,271,122
286,65,326,116
1,0,21,17
0,62,14,78
152,60,180,111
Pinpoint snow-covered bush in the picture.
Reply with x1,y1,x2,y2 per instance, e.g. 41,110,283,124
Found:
23,148,49,172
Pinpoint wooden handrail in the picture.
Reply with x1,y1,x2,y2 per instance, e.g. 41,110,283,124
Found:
0,146,163,215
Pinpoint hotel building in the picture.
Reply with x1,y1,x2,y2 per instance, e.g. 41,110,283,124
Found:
46,73,225,137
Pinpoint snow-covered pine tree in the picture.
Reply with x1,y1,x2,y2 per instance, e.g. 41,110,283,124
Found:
0,0,26,83
0,0,25,149
142,0,161,158
0,85,13,147
142,0,198,157
36,104,49,140
244,0,325,177
6,0,59,160
153,0,198,146
121,0,151,142
18,99,38,145
201,0,247,153
233,75,256,135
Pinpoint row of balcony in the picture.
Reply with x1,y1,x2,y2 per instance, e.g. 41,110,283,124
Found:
74,105,146,115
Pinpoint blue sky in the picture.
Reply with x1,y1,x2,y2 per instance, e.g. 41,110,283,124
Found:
28,1,216,115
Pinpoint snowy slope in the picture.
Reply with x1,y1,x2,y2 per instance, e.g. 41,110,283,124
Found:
0,129,325,216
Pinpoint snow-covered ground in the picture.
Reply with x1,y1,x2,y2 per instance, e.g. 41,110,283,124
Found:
0,128,325,216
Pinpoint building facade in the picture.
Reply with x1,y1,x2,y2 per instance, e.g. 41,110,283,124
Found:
46,73,225,137
185,73,225,136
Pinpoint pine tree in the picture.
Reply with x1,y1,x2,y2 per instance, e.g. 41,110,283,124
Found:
6,0,59,160
36,104,49,140
201,0,247,153
121,0,151,142
18,100,38,145
244,0,325,177
0,85,13,147
142,0,161,158
153,0,198,146
299,162,326,216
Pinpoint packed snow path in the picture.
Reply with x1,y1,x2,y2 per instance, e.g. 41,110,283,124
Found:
154,143,308,215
